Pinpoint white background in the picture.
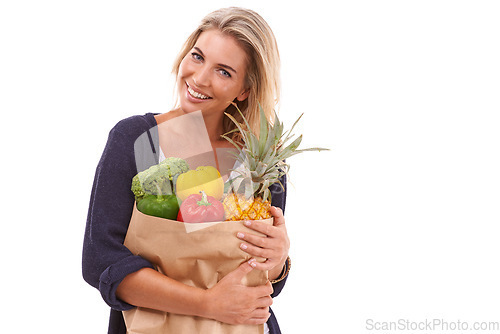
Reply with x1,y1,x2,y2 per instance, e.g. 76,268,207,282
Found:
1,1,499,333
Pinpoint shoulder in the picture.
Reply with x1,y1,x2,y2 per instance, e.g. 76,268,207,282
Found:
111,113,158,140
100,113,158,162
106,113,160,173
104,113,159,152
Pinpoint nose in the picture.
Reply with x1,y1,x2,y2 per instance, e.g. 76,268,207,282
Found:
193,65,211,87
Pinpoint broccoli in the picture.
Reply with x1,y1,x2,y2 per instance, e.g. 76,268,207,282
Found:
131,157,190,202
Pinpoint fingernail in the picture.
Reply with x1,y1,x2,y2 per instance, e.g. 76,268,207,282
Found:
244,220,251,226
240,243,248,250
237,232,244,238
248,259,257,267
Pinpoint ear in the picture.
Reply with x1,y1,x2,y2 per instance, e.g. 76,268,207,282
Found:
236,88,250,102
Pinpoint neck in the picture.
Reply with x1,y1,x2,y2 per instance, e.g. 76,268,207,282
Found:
201,111,225,143
157,108,226,143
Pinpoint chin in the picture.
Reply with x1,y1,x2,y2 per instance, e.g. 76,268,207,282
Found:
178,100,201,114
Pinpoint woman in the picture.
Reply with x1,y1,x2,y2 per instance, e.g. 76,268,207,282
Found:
83,7,290,333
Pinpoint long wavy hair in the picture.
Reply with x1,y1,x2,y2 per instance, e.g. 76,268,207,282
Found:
172,7,281,142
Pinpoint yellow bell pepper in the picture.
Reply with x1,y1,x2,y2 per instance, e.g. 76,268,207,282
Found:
175,166,224,201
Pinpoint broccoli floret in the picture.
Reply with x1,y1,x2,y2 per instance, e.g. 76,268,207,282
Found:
161,157,190,179
131,174,146,201
131,157,190,202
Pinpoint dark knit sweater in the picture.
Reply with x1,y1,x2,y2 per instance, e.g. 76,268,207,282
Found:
82,113,288,333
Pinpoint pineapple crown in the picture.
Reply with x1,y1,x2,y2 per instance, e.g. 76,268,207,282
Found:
222,103,328,201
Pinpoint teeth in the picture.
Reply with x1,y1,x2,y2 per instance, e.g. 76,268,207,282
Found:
187,85,210,99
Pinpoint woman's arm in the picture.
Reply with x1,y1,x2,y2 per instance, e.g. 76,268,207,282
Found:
116,262,274,325
116,268,206,317
82,118,157,310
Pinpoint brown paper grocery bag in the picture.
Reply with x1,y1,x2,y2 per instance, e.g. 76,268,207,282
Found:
122,203,271,334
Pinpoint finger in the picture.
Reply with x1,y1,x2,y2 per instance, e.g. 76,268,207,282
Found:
227,261,254,282
246,317,269,325
237,231,273,249
270,206,285,226
256,295,273,308
249,307,270,321
248,258,278,271
247,312,271,325
240,241,275,260
243,220,278,238
249,280,274,297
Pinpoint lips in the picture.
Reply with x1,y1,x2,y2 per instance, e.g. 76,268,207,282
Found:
186,83,212,100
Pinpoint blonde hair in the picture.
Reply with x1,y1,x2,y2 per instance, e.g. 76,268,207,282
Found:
172,7,281,141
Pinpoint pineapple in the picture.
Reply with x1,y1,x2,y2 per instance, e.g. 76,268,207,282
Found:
223,193,272,220
221,104,328,221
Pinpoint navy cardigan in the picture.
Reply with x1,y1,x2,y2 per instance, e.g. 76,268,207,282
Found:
82,113,289,333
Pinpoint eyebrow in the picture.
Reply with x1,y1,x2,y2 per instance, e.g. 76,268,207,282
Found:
193,47,238,74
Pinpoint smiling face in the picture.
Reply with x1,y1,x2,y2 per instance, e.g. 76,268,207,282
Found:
177,29,250,117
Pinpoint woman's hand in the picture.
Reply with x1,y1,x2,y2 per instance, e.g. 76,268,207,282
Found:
203,262,273,325
237,206,290,277
202,207,288,324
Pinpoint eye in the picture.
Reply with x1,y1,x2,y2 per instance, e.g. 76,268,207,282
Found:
219,69,231,78
191,52,203,62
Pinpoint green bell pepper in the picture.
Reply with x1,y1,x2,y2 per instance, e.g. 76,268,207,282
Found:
137,194,180,220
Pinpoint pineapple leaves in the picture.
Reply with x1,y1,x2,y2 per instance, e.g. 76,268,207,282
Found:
255,161,268,177
222,102,329,201
262,187,271,203
224,112,255,155
220,133,242,153
226,105,260,156
244,179,254,199
226,175,244,194
280,112,304,146
276,135,302,162
223,112,246,141
258,103,269,157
